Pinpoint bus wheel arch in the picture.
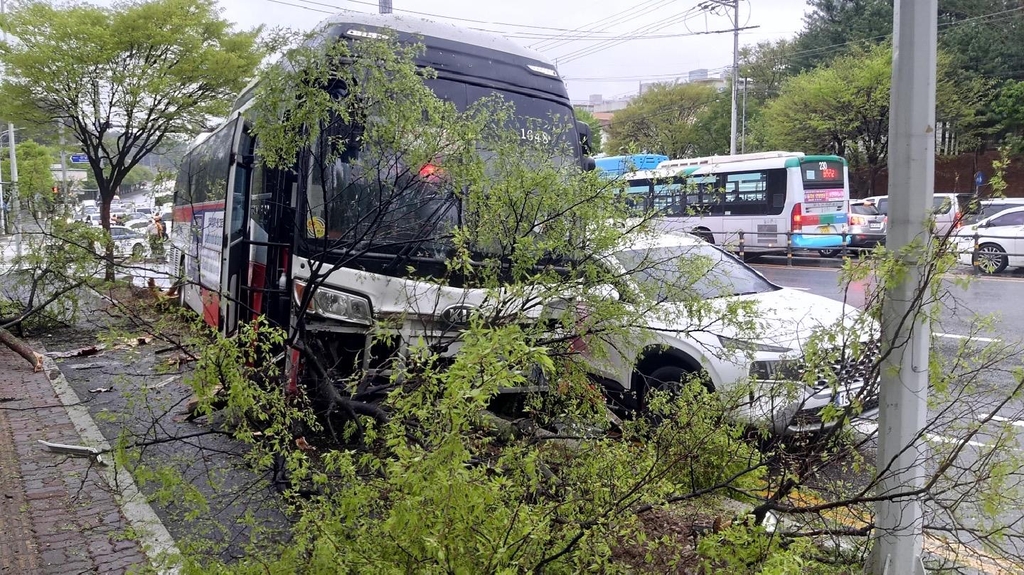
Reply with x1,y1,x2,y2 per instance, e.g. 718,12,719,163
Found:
691,228,714,244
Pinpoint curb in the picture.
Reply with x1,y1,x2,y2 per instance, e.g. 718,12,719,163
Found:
40,351,182,574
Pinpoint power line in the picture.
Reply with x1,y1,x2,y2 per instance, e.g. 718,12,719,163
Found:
553,6,705,65
497,24,758,42
530,0,678,51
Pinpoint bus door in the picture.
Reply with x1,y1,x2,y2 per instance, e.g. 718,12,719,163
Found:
220,121,253,336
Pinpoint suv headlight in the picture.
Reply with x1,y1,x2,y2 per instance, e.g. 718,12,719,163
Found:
293,280,373,325
717,335,791,354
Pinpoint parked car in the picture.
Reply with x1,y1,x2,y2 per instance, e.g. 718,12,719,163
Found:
862,192,975,236
954,205,1024,274
818,200,886,257
583,232,879,435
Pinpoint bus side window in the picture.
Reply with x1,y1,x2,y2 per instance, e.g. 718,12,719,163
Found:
766,169,787,215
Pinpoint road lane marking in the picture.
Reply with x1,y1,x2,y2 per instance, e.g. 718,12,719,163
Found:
979,414,1024,428
852,419,991,449
933,333,1001,343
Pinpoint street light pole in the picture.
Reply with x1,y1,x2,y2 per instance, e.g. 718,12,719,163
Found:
871,1,936,574
1,0,19,258
729,0,739,155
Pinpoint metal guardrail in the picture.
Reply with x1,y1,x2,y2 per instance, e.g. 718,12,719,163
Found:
713,230,861,267
713,229,1022,273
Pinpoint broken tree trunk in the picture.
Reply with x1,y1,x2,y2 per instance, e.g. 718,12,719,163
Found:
0,328,44,372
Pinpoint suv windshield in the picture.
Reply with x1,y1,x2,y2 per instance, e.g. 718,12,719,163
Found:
613,242,779,301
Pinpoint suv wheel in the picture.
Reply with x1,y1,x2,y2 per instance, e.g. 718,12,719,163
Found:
974,243,1008,274
638,365,712,411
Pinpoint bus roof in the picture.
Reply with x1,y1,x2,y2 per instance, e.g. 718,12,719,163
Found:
622,151,847,180
231,13,562,114
655,151,805,170
318,12,552,64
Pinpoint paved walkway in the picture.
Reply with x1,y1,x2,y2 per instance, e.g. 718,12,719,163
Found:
0,345,150,574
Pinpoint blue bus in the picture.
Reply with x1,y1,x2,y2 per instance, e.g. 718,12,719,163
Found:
594,154,668,177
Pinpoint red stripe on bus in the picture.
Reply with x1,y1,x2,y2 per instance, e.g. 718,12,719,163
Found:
172,201,226,223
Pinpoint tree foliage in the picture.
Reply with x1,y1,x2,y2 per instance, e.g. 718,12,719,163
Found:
605,83,720,158
758,43,988,195
1,140,54,210
573,107,603,154
0,0,263,277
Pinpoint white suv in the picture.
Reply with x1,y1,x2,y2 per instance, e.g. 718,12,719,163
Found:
954,205,1024,274
583,233,878,434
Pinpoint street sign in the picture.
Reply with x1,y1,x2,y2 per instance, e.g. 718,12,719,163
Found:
70,154,88,163
975,171,985,187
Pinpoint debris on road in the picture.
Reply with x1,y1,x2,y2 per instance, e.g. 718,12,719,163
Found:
37,439,107,466
70,362,115,371
88,386,115,393
143,375,179,390
45,345,106,359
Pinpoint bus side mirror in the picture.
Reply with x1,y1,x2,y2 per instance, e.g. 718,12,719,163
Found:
576,120,593,156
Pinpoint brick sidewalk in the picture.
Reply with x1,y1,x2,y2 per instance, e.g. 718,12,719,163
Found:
0,346,149,574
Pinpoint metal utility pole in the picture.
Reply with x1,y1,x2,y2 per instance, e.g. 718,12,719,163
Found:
871,1,936,574
1,0,20,259
8,122,19,259
729,0,739,155
699,0,741,155
59,122,69,197
379,0,392,14
741,77,747,154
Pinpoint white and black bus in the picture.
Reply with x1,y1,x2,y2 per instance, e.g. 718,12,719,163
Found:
170,13,591,390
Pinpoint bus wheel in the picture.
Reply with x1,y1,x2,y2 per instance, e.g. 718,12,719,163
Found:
818,248,843,258
695,231,714,244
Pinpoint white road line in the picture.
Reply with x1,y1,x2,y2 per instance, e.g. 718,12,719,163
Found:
933,332,1001,343
852,419,991,449
979,414,1024,428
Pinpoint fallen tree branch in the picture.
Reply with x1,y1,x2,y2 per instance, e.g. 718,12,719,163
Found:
0,327,43,372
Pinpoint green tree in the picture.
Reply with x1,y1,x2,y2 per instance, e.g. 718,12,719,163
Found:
739,39,796,104
118,165,155,195
605,83,719,158
758,43,987,195
789,0,893,71
573,106,603,154
0,0,263,278
1,140,55,212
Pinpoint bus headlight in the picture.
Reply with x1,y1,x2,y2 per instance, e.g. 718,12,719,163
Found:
294,281,373,325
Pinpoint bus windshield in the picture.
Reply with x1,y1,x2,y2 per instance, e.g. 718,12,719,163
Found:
303,84,580,259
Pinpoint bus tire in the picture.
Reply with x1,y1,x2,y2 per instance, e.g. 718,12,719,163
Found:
818,248,843,258
694,231,714,244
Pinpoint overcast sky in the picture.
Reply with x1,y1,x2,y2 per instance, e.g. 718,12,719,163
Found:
192,0,814,102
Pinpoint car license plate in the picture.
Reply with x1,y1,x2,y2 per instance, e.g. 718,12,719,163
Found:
869,222,882,229
818,225,831,234
834,391,849,407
